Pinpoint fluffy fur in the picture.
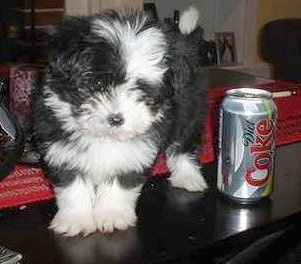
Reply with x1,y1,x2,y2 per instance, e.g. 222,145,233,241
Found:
34,7,208,236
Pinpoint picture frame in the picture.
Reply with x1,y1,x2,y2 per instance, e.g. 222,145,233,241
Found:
214,32,237,65
143,3,158,23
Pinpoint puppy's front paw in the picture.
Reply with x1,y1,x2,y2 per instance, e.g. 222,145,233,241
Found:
49,210,96,237
169,171,208,192
94,205,137,233
167,153,208,192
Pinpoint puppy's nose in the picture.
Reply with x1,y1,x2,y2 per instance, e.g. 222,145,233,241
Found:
108,113,125,127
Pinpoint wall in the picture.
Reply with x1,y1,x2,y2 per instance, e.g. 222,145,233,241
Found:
65,0,91,15
65,0,142,16
258,0,301,30
256,0,301,63
144,0,280,77
64,0,301,78
145,0,255,65
100,0,142,11
145,0,218,40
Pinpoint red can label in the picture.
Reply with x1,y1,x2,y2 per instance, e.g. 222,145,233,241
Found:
245,118,275,187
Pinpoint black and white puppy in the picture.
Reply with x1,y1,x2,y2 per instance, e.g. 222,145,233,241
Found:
34,6,208,236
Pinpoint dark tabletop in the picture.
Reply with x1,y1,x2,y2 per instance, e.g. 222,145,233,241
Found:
0,141,300,264
0,69,300,264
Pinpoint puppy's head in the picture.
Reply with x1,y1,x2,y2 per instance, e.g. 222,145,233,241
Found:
44,10,169,141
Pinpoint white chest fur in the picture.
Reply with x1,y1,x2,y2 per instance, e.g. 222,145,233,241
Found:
45,135,158,184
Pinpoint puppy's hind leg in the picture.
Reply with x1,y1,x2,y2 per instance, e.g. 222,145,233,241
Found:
166,145,208,192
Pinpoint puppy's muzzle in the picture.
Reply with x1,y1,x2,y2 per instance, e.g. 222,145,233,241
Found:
108,113,125,127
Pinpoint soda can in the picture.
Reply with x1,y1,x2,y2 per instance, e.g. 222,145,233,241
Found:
217,88,277,203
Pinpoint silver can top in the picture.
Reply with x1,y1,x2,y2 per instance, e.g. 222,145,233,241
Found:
226,88,272,99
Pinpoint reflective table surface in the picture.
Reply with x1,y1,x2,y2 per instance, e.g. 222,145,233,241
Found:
0,142,300,264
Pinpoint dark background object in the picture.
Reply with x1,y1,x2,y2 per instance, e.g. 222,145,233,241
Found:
0,78,9,106
0,0,23,62
143,3,158,23
0,106,23,179
173,9,180,33
260,18,301,83
0,0,64,63
0,77,23,178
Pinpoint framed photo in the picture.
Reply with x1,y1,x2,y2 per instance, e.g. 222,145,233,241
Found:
214,32,237,65
143,3,158,23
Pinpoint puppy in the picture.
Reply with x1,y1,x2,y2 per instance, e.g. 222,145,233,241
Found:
34,6,208,236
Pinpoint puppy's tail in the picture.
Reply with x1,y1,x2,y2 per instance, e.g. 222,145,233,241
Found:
178,6,200,35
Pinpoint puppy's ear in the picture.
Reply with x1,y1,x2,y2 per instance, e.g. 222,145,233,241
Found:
48,16,91,55
45,16,95,79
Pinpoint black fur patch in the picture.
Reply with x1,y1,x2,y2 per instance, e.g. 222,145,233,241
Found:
34,10,207,189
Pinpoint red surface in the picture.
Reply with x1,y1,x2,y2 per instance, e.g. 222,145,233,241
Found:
1,80,301,209
0,165,54,209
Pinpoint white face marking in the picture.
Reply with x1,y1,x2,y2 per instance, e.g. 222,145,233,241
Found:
93,15,167,85
43,83,163,141
77,81,163,140
43,87,77,134
43,83,161,182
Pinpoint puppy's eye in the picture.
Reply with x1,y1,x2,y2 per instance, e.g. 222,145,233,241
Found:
92,79,108,93
99,85,108,93
146,98,156,106
95,79,102,86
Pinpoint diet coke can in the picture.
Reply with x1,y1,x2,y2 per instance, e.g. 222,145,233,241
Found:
217,88,277,203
